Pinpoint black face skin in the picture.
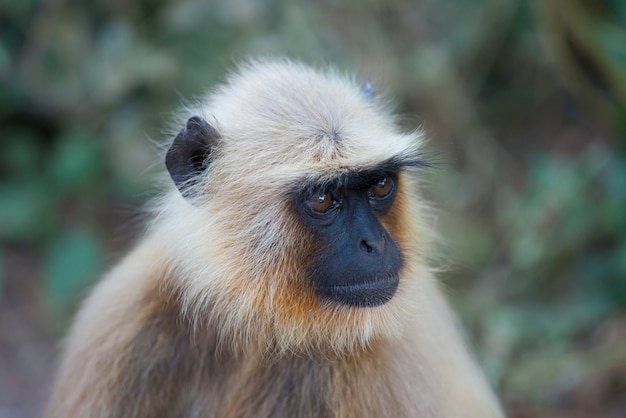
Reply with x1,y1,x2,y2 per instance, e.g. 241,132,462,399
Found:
297,169,404,308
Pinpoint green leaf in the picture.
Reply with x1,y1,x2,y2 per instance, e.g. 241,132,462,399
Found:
0,182,55,241
49,130,102,193
43,228,104,309
0,129,42,179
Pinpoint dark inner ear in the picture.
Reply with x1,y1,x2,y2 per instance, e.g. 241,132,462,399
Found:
165,116,220,198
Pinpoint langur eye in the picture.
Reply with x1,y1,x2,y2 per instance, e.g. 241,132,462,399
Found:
310,192,334,213
369,176,394,198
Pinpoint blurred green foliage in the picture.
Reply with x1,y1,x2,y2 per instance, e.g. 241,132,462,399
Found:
1,0,625,414
43,227,104,314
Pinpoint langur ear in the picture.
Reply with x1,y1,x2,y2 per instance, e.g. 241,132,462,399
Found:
361,80,375,100
165,116,220,198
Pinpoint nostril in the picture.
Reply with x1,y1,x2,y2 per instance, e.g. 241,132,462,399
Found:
360,240,374,253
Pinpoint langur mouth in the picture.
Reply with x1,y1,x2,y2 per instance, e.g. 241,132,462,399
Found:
329,274,399,307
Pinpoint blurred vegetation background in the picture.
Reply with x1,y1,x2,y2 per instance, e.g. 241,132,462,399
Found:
1,0,626,416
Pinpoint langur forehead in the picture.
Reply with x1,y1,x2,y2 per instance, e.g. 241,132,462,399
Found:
209,61,391,140
210,60,426,179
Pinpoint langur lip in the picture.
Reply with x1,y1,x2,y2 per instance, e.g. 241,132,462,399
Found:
332,274,398,291
330,275,399,307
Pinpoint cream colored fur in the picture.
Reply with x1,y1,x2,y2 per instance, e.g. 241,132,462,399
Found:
47,59,503,417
